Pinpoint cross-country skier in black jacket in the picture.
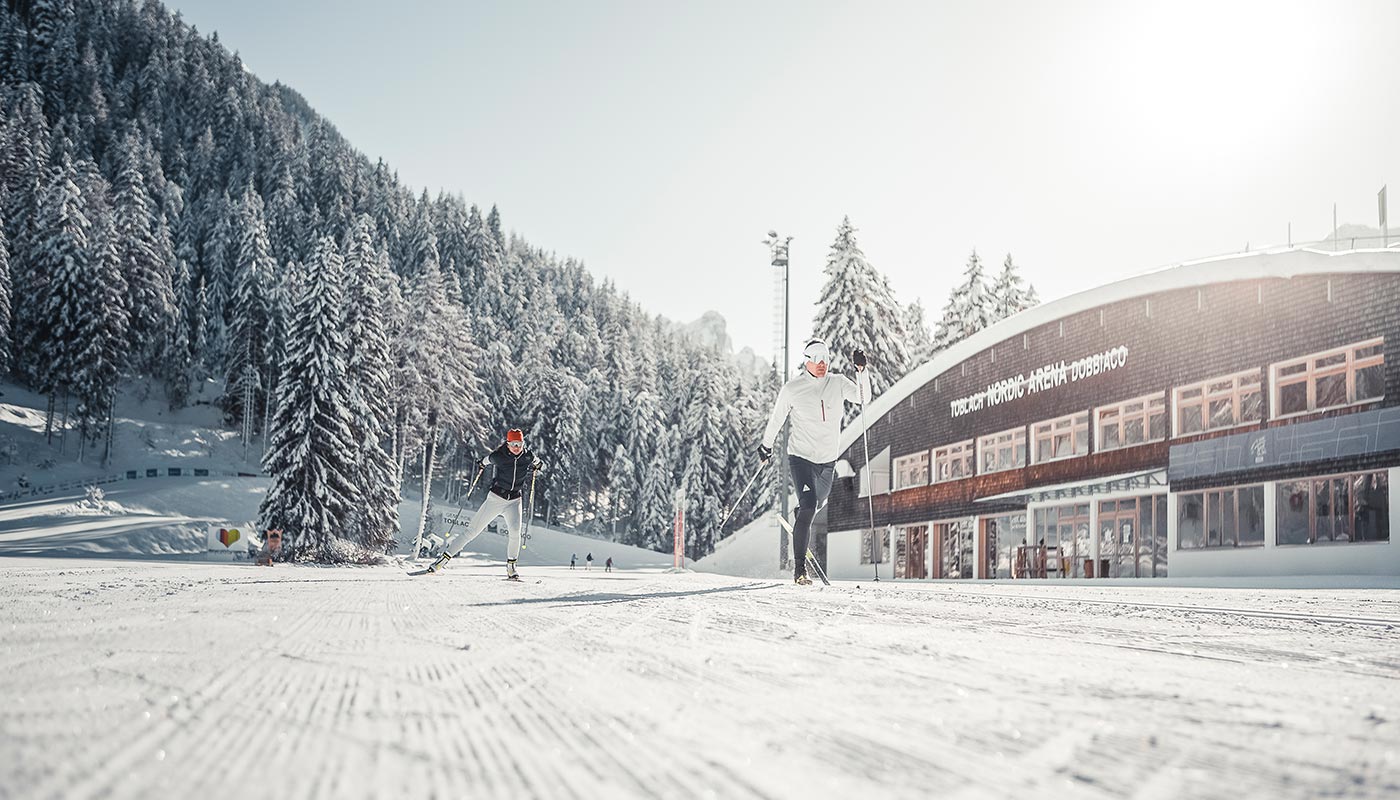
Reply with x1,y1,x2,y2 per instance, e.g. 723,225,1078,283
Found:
424,428,543,579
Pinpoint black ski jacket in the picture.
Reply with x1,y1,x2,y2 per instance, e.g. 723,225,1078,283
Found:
480,444,543,500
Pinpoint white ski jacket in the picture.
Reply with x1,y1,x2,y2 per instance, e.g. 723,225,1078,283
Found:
762,368,872,464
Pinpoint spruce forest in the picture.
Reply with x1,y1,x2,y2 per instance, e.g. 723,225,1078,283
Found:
0,0,1036,561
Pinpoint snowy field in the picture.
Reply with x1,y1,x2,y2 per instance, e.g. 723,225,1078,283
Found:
2,559,1397,800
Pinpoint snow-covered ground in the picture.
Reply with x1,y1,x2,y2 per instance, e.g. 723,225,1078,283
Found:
2,559,1396,799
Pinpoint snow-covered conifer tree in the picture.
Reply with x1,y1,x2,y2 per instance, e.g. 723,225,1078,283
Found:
38,156,124,456
935,249,996,350
259,237,360,561
113,131,175,375
342,215,400,553
223,184,273,433
396,236,486,549
0,217,12,376
902,299,937,368
812,216,909,406
990,252,1039,320
679,359,730,558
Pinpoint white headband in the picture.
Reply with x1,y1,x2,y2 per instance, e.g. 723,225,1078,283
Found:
803,340,830,363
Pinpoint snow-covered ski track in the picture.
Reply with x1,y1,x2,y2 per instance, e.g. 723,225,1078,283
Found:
1,560,1397,799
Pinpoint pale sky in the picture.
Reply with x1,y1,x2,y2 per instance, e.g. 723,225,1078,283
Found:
167,0,1400,360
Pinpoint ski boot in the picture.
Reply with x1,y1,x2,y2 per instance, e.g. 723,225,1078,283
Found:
794,573,813,586
425,551,454,574
505,558,521,582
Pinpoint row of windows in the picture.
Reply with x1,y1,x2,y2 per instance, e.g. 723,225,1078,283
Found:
890,338,1386,491
1177,471,1389,549
851,470,1390,580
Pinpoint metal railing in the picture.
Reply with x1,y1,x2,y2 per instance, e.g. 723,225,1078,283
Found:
0,466,266,505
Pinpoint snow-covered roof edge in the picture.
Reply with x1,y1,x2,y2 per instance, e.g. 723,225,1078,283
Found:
838,247,1400,456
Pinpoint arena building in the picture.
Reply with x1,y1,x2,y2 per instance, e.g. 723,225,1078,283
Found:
820,247,1400,581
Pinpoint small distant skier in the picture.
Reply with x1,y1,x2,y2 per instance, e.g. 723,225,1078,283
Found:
605,557,613,573
759,339,870,585
422,428,543,580
570,554,577,569
585,552,593,570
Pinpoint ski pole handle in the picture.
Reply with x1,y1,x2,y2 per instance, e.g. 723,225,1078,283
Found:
465,462,485,499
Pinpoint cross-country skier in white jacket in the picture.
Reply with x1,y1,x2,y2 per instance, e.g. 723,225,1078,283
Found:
760,339,871,584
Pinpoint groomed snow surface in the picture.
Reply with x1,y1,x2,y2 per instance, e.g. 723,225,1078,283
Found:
3,559,1398,800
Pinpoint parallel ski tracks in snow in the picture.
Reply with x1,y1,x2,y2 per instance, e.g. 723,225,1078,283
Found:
3,563,1398,800
906,586,1400,629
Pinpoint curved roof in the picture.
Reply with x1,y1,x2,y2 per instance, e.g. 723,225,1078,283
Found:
838,246,1400,456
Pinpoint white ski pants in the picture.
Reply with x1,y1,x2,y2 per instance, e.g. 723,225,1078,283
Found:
445,491,523,561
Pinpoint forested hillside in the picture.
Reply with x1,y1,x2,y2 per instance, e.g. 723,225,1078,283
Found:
0,0,770,559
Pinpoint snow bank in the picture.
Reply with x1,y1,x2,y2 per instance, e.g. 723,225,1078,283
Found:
397,496,671,571
0,477,267,557
692,511,789,579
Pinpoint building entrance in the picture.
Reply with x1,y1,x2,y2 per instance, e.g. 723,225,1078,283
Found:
932,518,974,579
1097,495,1168,578
1031,503,1091,578
894,524,928,579
981,513,1027,578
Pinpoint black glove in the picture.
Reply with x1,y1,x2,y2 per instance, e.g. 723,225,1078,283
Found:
532,460,545,472
852,348,868,369
758,444,773,462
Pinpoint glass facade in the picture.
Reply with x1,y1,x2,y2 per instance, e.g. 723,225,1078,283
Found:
1177,485,1265,549
982,513,1027,579
932,519,974,579
1276,471,1389,545
1031,504,1092,578
893,524,929,579
1097,495,1168,578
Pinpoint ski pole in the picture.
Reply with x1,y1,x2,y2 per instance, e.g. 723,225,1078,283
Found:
433,461,485,554
857,364,879,582
522,468,538,549
718,458,770,533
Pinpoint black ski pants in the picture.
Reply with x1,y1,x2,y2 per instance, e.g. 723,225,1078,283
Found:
789,455,835,579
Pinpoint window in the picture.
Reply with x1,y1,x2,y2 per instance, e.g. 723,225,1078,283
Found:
977,427,1027,474
933,440,974,483
1176,485,1265,549
1271,339,1385,418
894,451,930,491
1096,394,1166,452
1173,370,1263,436
1276,471,1389,545
1031,411,1089,463
858,446,891,497
860,528,891,564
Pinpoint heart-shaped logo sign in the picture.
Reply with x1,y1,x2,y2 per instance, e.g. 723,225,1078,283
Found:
219,528,240,548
